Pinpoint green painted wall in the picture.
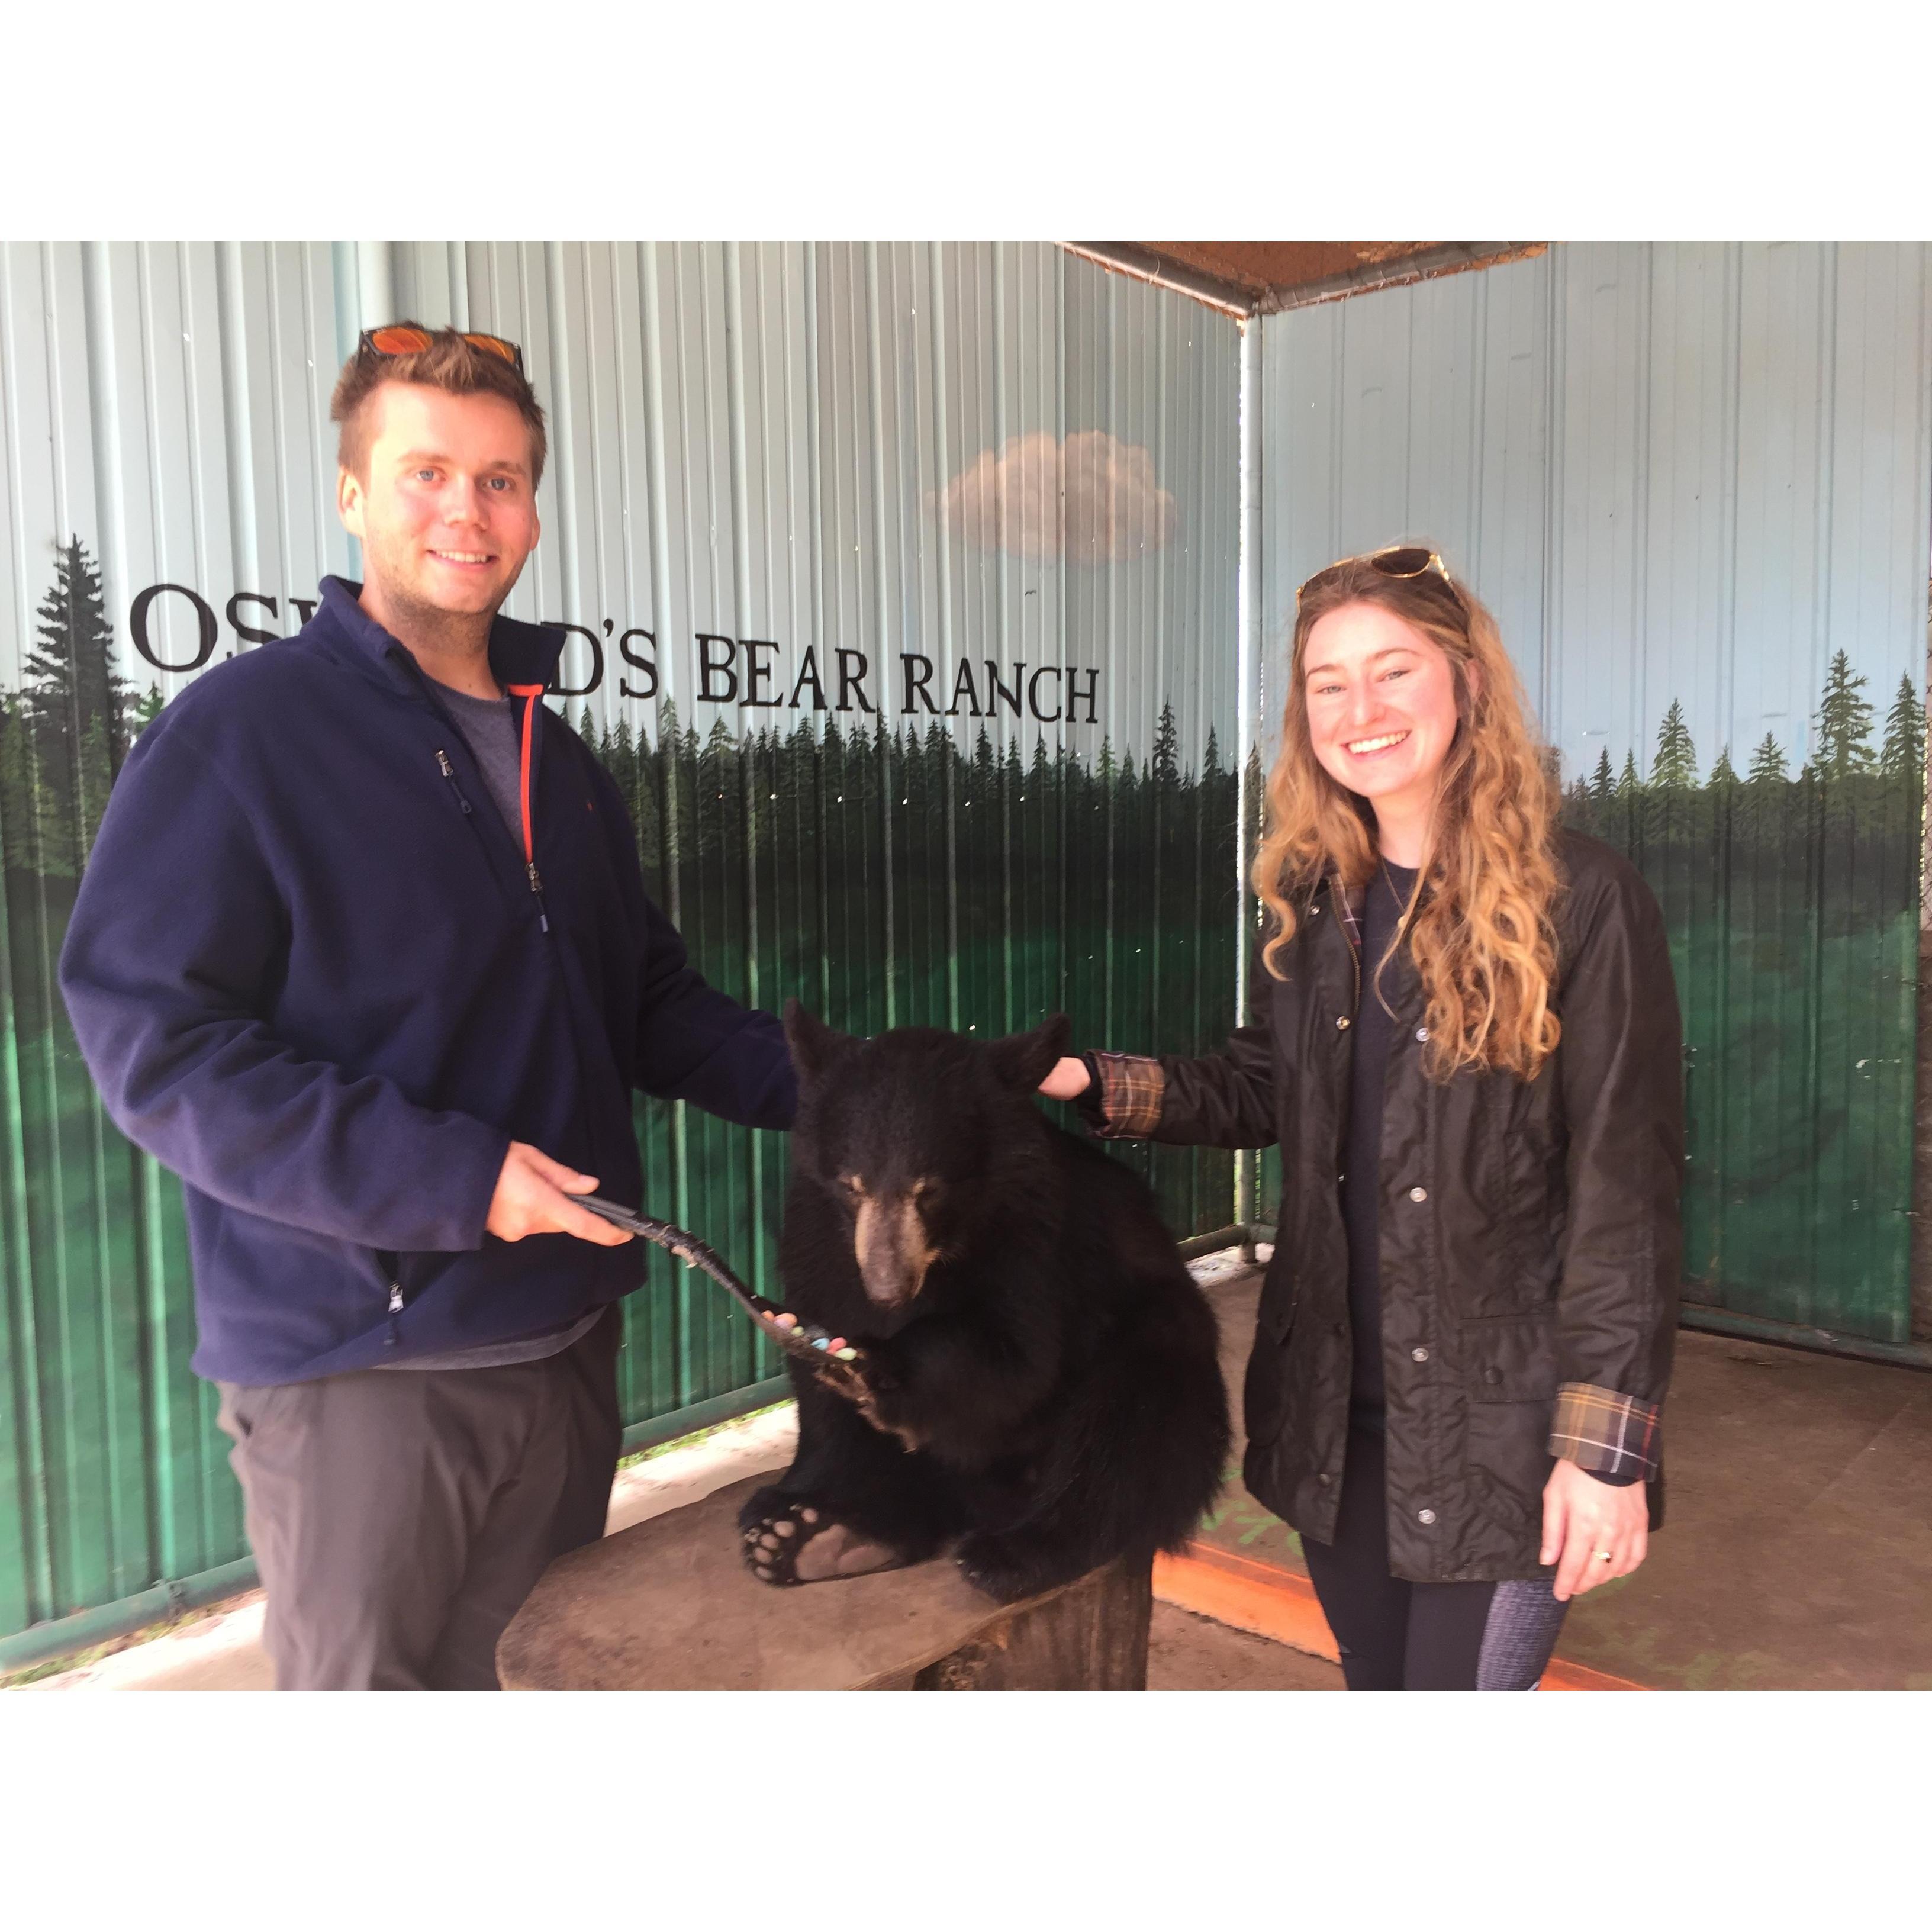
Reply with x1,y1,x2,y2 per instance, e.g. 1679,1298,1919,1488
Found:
1251,658,1925,1345
0,541,1242,1643
1564,674,1922,1342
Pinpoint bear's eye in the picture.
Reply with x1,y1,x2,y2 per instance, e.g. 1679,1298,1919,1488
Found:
838,1174,867,1198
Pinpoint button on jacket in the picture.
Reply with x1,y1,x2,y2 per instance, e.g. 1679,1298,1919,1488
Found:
1084,830,1682,1583
59,578,796,1387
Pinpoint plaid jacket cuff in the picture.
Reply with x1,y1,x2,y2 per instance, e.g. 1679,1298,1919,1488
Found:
1548,1382,1661,1482
1088,1052,1165,1139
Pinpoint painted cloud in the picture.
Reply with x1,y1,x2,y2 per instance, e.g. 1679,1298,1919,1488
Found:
932,430,1180,564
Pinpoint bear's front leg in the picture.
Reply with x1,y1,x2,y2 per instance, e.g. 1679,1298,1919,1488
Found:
836,1313,1060,1473
738,1371,967,1588
812,1349,925,1453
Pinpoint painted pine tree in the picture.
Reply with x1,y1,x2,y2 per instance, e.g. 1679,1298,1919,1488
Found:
1747,733,1789,784
1879,672,1925,780
1241,743,1264,881
1589,746,1615,807
24,536,135,870
0,694,40,875
1651,700,1698,787
1151,698,1181,787
1813,648,1877,778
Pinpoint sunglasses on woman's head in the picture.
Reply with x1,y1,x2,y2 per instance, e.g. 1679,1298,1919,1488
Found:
1296,544,1463,611
358,324,526,376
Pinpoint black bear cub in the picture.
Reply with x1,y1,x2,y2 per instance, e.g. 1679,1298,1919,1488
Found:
739,1003,1231,1604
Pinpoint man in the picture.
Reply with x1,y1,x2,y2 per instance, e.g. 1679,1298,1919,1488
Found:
59,323,796,1689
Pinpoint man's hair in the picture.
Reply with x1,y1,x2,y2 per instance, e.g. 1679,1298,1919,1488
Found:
330,323,549,488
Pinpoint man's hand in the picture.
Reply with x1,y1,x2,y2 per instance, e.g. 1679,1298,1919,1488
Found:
1541,1456,1649,1601
1038,1055,1093,1102
485,1142,634,1247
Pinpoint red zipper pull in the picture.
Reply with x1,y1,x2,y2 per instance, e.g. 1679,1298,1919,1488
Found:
505,683,550,933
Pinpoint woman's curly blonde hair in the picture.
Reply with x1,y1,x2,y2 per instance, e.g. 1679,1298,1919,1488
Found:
1254,556,1563,1081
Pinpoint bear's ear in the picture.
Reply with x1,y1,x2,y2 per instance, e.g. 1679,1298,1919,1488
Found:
784,999,854,1082
984,1012,1073,1093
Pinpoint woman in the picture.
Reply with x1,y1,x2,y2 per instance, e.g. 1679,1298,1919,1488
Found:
1042,546,1682,1690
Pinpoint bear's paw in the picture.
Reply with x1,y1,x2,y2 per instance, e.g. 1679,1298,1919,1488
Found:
738,1492,908,1586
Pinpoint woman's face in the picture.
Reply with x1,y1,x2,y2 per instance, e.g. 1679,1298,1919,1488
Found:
1300,600,1464,827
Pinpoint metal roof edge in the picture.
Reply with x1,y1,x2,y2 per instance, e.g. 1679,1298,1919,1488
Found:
1061,241,1551,318
1251,242,1548,314
1060,243,1258,318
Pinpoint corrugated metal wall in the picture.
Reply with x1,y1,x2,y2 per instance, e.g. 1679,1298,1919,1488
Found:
0,241,1240,1646
1254,242,1932,1342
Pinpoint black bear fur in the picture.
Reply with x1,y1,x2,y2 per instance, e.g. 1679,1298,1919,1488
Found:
738,1004,1231,1604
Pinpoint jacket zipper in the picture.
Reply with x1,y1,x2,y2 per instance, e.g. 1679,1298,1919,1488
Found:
379,1251,405,1347
435,732,548,933
434,748,475,816
506,683,551,935
397,646,550,933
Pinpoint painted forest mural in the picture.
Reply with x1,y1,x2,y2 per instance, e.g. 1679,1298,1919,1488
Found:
1555,653,1923,1347
0,540,1241,1638
0,534,1923,1640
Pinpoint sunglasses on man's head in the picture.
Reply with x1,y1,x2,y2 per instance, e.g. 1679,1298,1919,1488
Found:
1296,544,1463,611
358,324,526,376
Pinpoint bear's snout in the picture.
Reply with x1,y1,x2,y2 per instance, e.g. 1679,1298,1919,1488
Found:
852,1189,938,1309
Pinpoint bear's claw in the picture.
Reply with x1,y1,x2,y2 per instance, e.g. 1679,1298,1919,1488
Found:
740,1499,823,1586
955,1534,1070,1604
813,1354,925,1453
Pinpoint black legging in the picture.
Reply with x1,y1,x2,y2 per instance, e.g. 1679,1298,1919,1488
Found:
1299,1425,1569,1690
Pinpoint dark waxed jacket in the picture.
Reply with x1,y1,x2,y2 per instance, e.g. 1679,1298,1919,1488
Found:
1090,830,1682,1583
60,578,795,1386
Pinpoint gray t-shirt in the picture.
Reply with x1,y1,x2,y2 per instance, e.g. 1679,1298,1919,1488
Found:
378,678,604,1372
434,681,525,843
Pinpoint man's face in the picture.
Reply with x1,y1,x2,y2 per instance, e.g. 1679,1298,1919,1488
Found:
337,382,540,623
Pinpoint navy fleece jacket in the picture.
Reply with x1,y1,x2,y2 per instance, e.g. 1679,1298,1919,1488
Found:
59,578,796,1385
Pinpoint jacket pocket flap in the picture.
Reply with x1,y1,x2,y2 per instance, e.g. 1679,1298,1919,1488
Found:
1463,1311,1557,1402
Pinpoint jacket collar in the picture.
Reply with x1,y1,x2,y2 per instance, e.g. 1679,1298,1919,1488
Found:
318,575,565,693
1321,861,1430,956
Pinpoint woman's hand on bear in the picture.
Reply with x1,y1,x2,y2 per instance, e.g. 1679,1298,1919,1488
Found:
1038,1055,1094,1101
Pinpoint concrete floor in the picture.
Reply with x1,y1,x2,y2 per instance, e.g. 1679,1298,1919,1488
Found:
26,1387,1346,1692
1148,1601,1341,1690
1557,1329,1932,1689
1194,1267,1932,1690
22,1255,1930,1691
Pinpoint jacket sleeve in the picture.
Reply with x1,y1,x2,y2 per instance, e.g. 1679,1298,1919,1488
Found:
57,720,509,1252
1546,859,1683,1482
631,893,797,1132
1080,950,1280,1151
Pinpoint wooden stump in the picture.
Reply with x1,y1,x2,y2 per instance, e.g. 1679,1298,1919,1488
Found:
497,1471,1151,1690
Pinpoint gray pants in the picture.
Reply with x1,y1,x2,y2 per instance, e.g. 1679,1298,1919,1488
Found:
217,1307,622,1689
